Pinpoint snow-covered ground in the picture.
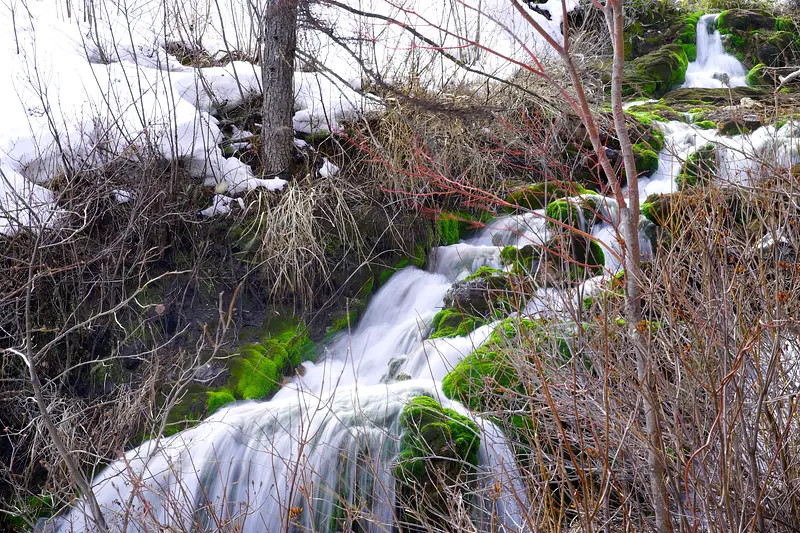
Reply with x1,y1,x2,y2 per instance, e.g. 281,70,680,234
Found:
0,0,574,233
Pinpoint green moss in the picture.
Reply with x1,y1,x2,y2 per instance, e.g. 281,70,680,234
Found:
676,144,716,189
2,494,55,531
430,309,486,339
775,16,797,33
437,213,462,246
632,143,660,177
681,43,697,63
694,120,717,130
677,12,704,62
500,244,538,273
436,211,482,246
229,321,315,400
626,109,666,126
623,44,689,97
746,63,767,86
327,309,359,335
464,265,506,281
545,199,582,229
504,182,587,212
395,396,481,481
206,389,236,414
442,319,573,411
232,345,282,400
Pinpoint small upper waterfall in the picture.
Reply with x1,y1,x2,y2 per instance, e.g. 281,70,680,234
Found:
684,13,747,88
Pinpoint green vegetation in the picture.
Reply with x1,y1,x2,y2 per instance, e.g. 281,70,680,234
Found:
504,182,587,212
694,120,717,130
632,143,660,177
501,245,539,273
677,12,704,62
395,396,481,480
546,199,588,231
229,322,315,400
206,390,236,414
430,308,487,339
745,63,767,86
442,319,572,411
677,144,717,189
622,44,689,97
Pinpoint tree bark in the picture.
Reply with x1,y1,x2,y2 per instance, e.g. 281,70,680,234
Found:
605,2,672,532
261,0,298,176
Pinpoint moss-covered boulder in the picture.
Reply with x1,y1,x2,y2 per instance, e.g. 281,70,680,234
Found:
641,193,675,227
622,44,689,98
545,199,583,230
442,319,573,411
504,182,587,212
501,244,539,274
718,9,775,34
718,10,798,69
436,212,470,246
745,63,768,87
394,396,480,533
430,308,488,339
442,270,512,316
755,31,796,68
623,3,685,60
677,144,717,190
628,143,660,180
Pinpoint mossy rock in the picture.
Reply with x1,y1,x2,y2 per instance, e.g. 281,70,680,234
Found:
437,212,468,246
430,308,487,339
626,103,684,124
326,309,359,336
501,244,539,274
718,9,775,34
676,144,716,190
746,63,768,87
545,199,583,230
625,143,659,180
756,31,796,68
622,44,689,98
394,395,481,530
694,120,717,129
206,389,236,415
641,193,676,227
661,86,765,108
228,320,315,401
504,182,587,212
441,318,573,411
677,12,705,62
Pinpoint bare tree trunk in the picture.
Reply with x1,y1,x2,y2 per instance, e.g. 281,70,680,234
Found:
604,2,672,532
261,0,298,176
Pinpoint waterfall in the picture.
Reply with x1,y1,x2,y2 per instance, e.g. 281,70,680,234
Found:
46,219,550,533
684,13,747,88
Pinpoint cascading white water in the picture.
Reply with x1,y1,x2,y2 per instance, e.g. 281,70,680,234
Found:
684,13,747,88
47,11,800,530
48,217,557,533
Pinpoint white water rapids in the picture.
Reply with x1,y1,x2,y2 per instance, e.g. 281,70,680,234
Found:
45,12,800,533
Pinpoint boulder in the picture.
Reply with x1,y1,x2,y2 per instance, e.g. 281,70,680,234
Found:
442,272,510,315
718,9,775,33
622,44,689,98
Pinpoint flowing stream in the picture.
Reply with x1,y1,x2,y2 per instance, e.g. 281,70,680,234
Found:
684,13,747,88
47,13,800,533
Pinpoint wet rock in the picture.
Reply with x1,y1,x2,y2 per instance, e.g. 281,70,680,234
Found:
443,278,497,315
192,363,230,387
